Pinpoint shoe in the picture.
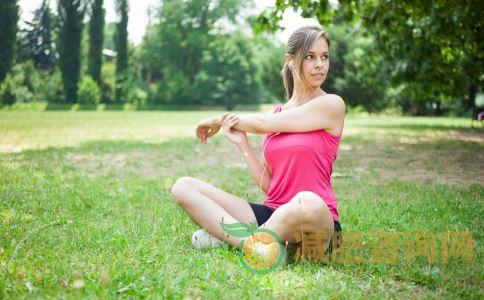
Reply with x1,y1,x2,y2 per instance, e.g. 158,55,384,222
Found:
191,229,223,249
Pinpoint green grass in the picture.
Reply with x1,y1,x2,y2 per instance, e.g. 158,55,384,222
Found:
0,111,483,298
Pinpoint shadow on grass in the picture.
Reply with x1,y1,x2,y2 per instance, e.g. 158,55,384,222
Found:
41,103,265,111
360,123,483,132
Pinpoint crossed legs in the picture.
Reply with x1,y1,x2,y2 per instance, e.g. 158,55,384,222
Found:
170,176,334,251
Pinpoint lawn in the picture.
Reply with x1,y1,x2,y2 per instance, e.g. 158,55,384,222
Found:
0,110,483,298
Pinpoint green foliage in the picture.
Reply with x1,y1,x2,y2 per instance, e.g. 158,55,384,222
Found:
360,1,483,114
140,0,251,105
6,60,62,103
103,22,116,51
16,0,56,70
57,0,85,103
88,0,105,84
255,0,483,115
129,87,148,107
0,0,20,83
101,62,116,102
0,74,17,105
194,31,262,110
114,0,129,103
325,24,390,113
35,69,63,103
77,75,101,104
251,35,286,102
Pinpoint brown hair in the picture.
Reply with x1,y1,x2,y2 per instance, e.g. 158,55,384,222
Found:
281,25,331,100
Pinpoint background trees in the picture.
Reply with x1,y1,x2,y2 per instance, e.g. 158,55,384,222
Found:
254,0,483,115
17,0,56,70
114,0,128,103
88,0,104,85
57,0,85,103
1,0,481,115
0,0,20,83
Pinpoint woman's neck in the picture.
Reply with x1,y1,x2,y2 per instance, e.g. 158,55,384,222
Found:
291,84,323,105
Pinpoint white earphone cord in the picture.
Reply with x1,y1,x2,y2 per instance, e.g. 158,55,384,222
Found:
259,133,279,191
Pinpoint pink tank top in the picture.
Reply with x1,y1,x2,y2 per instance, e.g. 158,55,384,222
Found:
262,104,341,221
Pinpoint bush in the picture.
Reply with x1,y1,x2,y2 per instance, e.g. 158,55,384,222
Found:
16,86,35,103
129,87,148,107
36,69,64,103
0,74,17,105
77,75,101,104
101,62,115,102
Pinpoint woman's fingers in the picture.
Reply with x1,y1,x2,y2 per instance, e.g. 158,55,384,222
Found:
223,114,238,126
221,112,229,123
197,127,207,144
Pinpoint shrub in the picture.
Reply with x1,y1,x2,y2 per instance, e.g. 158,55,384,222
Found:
36,69,64,103
77,75,101,104
0,74,17,105
129,87,148,107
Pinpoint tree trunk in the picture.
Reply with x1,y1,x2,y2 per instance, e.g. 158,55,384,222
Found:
467,83,478,114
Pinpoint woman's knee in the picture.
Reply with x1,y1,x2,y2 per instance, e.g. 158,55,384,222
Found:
170,176,198,205
291,191,328,222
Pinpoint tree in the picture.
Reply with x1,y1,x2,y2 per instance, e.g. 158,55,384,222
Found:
58,0,85,103
193,31,262,110
251,34,286,103
255,0,483,114
114,0,128,103
17,0,56,70
140,0,251,104
88,0,104,84
326,23,390,113
0,0,20,83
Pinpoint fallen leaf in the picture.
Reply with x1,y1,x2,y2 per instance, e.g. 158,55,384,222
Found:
100,271,110,286
16,267,25,281
61,280,69,288
73,279,85,290
23,280,34,293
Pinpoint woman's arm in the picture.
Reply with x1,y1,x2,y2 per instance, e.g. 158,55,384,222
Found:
237,139,271,194
219,114,271,194
232,94,345,134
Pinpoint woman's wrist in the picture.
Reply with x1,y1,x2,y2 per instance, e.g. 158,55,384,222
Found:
213,113,226,126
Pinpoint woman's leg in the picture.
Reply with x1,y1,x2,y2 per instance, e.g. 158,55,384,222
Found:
262,191,334,251
170,176,257,248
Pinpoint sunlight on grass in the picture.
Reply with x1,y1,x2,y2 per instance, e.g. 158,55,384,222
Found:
0,110,482,298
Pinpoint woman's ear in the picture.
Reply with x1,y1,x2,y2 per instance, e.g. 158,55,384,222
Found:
285,53,294,69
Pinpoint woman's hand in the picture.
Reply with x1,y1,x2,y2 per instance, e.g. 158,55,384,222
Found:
222,113,248,146
196,113,228,144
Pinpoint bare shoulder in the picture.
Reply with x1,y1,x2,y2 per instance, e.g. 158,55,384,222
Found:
308,94,346,116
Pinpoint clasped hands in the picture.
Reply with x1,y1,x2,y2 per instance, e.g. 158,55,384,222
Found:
195,113,247,146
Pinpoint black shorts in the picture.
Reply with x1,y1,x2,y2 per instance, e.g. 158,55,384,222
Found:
248,202,342,232
249,202,343,254
248,202,276,226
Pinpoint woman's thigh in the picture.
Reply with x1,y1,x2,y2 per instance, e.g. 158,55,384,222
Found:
173,176,257,224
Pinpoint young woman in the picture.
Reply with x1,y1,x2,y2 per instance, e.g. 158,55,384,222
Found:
171,25,345,256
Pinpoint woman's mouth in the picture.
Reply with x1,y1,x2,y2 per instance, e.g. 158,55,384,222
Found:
311,73,324,79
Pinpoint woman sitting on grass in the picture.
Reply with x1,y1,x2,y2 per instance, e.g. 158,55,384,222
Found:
171,25,345,260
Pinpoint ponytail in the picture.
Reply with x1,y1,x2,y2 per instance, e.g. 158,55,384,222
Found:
281,63,294,100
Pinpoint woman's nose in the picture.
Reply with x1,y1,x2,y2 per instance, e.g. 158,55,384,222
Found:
315,57,324,68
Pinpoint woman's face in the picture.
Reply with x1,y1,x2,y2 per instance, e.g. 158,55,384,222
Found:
300,36,330,88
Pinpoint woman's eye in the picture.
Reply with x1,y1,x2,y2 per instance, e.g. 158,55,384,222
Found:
305,55,313,60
